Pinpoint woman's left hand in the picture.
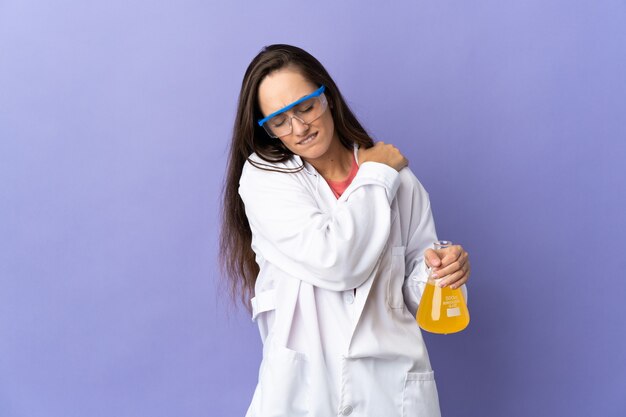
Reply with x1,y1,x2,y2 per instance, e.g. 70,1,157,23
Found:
424,245,471,289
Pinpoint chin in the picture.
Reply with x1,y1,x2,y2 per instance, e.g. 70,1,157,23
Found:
285,126,336,161
299,142,331,161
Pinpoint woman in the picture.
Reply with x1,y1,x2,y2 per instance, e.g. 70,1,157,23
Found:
220,44,471,417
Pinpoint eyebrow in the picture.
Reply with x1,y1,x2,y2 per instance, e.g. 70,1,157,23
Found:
258,85,326,126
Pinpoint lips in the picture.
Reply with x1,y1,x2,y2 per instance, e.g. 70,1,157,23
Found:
297,132,317,145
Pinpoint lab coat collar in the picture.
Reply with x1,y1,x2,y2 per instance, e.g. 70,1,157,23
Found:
296,155,317,176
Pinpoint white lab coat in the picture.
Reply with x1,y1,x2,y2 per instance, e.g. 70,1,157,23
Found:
239,144,465,417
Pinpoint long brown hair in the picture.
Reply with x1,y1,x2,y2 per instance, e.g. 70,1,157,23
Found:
220,44,374,311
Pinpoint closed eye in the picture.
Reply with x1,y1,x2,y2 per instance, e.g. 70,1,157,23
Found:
296,102,315,113
269,116,286,127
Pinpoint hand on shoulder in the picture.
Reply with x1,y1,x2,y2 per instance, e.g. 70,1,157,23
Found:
358,141,408,172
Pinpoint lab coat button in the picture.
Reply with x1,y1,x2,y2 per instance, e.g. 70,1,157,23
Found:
341,405,353,415
344,294,354,304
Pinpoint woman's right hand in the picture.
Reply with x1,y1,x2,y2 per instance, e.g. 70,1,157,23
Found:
358,142,408,172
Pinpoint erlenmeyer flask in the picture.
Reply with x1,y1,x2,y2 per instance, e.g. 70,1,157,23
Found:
417,240,470,334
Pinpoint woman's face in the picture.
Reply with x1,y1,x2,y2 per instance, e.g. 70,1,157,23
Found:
257,67,338,162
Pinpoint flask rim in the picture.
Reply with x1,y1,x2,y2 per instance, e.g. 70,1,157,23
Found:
434,240,453,249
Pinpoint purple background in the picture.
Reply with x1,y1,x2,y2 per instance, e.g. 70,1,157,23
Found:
1,1,625,416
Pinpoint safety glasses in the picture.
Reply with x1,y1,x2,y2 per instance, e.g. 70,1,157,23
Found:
257,85,328,138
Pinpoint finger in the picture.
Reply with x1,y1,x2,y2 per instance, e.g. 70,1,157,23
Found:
439,248,466,270
433,250,455,268
452,267,471,289
451,265,470,288
439,261,470,287
439,269,467,288
433,254,470,279
449,273,469,289
438,245,463,266
431,256,463,278
428,250,467,277
424,249,441,268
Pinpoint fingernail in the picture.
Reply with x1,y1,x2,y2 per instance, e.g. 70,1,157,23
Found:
431,273,438,278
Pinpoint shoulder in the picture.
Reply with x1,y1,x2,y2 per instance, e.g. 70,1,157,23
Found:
392,168,433,225
243,152,304,170
398,167,429,196
241,153,304,180
394,167,432,213
239,153,311,198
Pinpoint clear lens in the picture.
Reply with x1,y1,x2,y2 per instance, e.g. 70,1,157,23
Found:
261,94,328,138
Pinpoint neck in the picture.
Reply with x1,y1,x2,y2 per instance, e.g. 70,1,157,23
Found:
305,137,353,181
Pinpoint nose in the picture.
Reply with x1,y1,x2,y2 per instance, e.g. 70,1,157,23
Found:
291,116,310,136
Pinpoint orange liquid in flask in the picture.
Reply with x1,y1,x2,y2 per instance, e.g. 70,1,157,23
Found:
417,282,469,334
416,240,470,334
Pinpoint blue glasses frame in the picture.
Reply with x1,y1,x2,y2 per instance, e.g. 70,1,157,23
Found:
257,85,326,127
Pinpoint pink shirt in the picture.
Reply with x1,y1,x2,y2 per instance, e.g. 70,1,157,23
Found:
325,154,359,199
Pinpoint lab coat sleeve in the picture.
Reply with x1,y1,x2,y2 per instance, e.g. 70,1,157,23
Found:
401,171,468,316
239,160,400,291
